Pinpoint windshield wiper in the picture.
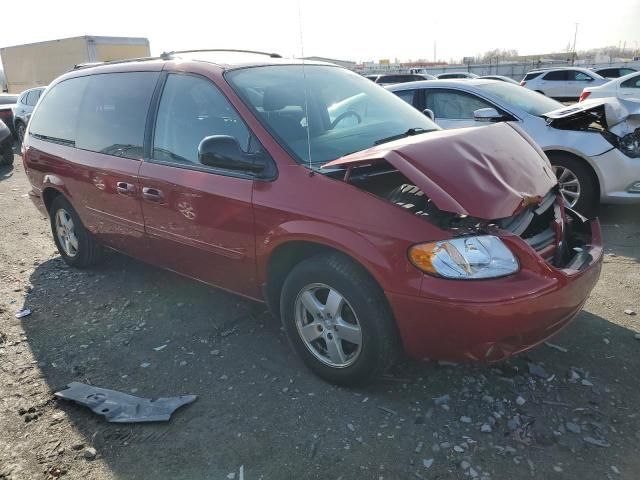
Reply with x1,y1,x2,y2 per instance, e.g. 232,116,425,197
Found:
374,127,433,146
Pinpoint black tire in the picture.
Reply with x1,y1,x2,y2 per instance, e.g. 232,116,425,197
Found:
280,252,399,386
0,141,13,166
547,153,598,218
49,196,103,268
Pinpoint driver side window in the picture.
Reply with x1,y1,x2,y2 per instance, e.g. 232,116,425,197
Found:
424,90,492,119
153,74,252,166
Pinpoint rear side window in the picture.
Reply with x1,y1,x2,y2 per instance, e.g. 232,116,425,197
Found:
543,71,569,81
596,68,615,77
75,72,159,159
30,76,90,144
621,76,640,88
524,72,543,81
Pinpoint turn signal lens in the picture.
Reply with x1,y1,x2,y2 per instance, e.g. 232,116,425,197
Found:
409,236,519,280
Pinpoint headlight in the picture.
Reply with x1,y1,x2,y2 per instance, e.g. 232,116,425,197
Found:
408,235,519,279
619,130,640,158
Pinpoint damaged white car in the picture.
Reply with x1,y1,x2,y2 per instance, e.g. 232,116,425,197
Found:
387,80,640,215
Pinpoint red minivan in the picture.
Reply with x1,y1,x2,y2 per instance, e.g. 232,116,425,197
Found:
22,51,602,385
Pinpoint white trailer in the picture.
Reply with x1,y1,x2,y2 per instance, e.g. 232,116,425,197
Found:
0,36,150,93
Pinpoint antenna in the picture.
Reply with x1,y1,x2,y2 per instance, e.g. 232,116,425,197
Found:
298,0,313,173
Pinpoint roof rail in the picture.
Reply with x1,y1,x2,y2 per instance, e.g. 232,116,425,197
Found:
162,49,282,59
72,56,163,70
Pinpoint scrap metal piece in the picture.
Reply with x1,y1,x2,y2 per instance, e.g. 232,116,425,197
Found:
54,382,197,423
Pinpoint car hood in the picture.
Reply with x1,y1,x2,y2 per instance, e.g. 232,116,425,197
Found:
322,122,556,219
543,97,640,135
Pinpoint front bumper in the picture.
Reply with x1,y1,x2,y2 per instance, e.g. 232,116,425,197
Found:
387,218,602,362
593,148,640,204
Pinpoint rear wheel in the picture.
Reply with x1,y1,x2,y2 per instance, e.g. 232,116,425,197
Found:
0,141,13,166
280,252,399,386
50,196,103,268
549,154,598,217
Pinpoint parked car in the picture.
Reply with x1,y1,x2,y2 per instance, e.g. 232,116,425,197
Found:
0,93,18,136
520,67,608,101
478,75,520,85
592,67,636,79
387,79,640,215
366,73,435,84
14,87,46,142
23,51,602,386
580,71,640,101
0,119,13,165
435,72,478,79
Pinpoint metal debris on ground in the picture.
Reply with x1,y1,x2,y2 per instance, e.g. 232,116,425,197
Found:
624,309,636,316
54,382,197,423
15,308,31,318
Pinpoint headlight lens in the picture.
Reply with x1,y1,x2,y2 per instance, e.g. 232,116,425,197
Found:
409,235,519,279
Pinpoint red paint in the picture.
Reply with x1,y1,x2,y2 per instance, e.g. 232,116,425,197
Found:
323,122,557,219
23,57,602,363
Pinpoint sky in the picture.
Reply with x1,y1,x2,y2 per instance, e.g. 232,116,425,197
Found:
1,0,639,63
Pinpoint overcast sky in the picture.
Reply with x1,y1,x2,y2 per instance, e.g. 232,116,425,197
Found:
2,0,639,63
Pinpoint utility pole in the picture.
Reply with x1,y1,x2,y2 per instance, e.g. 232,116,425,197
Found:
433,40,437,63
572,23,579,64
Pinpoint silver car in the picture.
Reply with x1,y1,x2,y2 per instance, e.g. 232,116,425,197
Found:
387,79,640,215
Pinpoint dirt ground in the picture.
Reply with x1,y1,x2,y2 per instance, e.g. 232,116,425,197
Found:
1,147,639,480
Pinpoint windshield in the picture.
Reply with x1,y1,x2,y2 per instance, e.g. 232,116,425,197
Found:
225,65,439,166
476,81,563,116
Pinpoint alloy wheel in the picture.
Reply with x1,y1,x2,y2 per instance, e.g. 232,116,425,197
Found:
294,283,363,368
17,124,25,143
55,209,79,257
553,165,581,208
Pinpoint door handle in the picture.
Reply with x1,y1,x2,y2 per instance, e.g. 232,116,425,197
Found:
116,181,136,195
142,187,164,202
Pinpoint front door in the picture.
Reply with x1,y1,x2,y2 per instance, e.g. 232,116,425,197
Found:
138,72,260,299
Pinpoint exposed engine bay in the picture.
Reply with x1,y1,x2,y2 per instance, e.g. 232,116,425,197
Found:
544,98,640,158
343,163,594,270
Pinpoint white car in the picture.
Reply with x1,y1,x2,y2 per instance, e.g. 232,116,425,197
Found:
521,67,608,101
580,71,640,102
386,79,640,215
435,72,478,79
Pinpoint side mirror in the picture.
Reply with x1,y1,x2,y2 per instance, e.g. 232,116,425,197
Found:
198,135,266,173
473,107,504,122
422,108,435,121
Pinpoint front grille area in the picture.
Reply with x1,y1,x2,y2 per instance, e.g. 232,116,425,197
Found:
499,191,561,265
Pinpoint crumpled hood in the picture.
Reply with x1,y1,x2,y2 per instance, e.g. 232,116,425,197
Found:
322,122,556,219
543,97,640,135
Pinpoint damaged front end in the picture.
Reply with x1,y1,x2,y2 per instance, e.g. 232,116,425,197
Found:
544,98,640,159
323,122,598,273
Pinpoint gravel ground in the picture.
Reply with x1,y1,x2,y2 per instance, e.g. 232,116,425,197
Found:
1,149,640,480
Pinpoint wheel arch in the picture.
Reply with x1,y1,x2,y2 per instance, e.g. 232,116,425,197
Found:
543,149,601,200
262,237,393,319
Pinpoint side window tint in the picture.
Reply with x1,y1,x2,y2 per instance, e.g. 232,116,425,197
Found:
425,90,492,119
26,91,39,106
153,74,252,167
573,71,591,81
621,76,640,88
76,72,159,159
29,76,90,144
543,71,568,81
395,90,416,105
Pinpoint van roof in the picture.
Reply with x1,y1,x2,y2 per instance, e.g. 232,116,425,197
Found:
72,49,335,72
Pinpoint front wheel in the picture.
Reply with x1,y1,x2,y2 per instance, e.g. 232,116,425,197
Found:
549,154,598,217
280,252,399,386
16,122,26,143
50,196,103,268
